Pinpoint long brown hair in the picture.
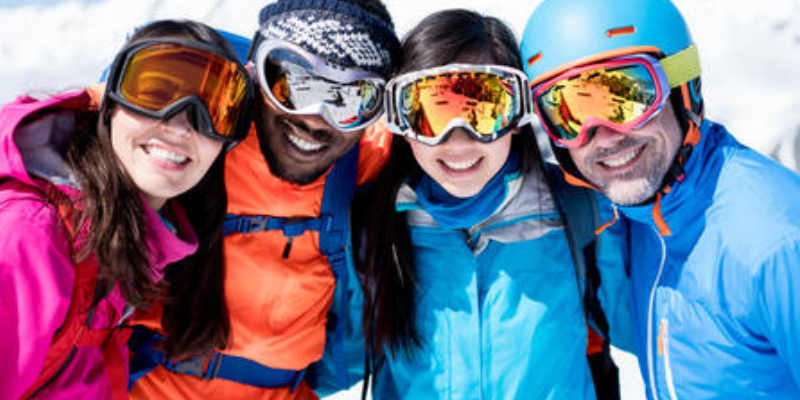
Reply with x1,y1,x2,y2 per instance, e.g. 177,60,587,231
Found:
352,8,544,386
65,20,240,357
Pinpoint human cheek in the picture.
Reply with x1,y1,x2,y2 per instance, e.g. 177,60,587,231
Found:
195,135,224,172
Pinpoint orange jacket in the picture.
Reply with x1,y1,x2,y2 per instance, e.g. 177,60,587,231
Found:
130,122,391,400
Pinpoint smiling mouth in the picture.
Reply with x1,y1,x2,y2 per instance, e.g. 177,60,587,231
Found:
441,157,482,171
287,132,325,152
143,144,189,165
599,146,643,168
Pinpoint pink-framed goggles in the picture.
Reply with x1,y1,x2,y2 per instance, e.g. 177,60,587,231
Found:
531,46,700,148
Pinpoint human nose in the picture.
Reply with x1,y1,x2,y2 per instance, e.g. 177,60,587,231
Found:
161,110,195,137
585,125,627,148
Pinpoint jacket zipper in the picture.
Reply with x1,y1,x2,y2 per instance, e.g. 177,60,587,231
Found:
660,318,679,400
646,226,667,400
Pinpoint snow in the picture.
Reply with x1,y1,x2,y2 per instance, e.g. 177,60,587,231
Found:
1,0,799,399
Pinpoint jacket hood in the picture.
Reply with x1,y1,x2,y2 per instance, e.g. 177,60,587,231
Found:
0,90,100,190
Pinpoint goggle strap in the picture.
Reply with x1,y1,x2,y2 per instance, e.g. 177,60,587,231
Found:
661,44,701,89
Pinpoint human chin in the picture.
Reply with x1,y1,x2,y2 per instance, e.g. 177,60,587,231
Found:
601,177,658,205
260,128,347,185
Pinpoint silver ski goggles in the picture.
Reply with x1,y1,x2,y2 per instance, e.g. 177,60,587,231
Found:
385,64,532,145
105,39,254,143
253,38,386,132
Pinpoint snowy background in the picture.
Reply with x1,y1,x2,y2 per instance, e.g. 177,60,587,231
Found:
2,0,799,398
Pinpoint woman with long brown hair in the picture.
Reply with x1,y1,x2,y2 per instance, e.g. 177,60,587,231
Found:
0,19,253,400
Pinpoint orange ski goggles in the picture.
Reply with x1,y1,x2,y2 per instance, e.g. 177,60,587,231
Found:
105,39,254,143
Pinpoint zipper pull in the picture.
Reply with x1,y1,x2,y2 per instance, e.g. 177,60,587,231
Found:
282,237,293,259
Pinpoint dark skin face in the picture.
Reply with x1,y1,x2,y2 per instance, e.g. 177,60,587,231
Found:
253,88,366,185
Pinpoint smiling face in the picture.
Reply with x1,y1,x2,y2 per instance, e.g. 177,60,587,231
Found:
567,100,684,205
404,49,517,198
254,93,365,185
110,105,224,210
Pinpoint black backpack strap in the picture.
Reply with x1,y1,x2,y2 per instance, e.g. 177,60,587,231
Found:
544,163,620,400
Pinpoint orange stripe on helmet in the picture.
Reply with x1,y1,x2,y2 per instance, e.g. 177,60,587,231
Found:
527,53,543,67
606,26,636,38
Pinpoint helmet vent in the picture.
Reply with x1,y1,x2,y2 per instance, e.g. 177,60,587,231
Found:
527,52,542,67
606,26,636,38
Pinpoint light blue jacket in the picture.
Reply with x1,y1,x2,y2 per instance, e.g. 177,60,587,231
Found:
370,165,631,400
619,121,800,399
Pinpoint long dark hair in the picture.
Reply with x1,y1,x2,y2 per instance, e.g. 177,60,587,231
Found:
352,8,544,385
65,20,238,358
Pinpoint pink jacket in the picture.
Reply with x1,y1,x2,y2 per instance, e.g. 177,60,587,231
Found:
0,91,198,400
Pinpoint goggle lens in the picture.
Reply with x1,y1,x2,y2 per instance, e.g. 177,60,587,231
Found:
262,48,383,130
534,58,665,148
396,70,523,142
117,42,250,140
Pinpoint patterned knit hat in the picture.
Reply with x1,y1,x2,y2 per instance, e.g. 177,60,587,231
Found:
256,0,400,77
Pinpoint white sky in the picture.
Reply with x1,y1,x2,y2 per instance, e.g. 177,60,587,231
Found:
1,1,799,397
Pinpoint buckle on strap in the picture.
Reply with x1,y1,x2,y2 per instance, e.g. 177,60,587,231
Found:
164,353,223,380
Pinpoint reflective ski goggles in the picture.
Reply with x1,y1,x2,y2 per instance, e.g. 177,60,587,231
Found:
105,39,254,143
253,38,386,132
531,46,701,148
385,64,532,146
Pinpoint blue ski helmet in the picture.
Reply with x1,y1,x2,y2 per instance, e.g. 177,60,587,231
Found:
521,0,696,85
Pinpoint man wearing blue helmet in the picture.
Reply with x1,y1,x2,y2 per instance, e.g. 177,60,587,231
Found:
522,0,800,399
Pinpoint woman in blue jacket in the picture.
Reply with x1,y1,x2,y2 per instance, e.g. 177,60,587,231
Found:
351,9,631,400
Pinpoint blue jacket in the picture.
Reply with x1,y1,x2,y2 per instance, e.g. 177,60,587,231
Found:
619,121,800,399
372,165,631,400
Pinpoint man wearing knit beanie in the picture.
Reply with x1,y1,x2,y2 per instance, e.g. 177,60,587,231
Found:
129,1,399,399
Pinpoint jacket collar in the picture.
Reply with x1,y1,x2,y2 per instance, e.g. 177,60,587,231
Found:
618,120,727,235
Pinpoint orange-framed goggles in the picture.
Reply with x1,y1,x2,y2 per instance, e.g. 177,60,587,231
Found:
385,64,532,146
531,46,700,148
105,39,254,144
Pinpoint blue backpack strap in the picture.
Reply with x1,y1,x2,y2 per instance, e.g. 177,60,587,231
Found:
318,146,360,389
129,327,306,391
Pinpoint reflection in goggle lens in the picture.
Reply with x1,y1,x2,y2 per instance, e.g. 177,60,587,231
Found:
399,71,520,139
537,63,658,144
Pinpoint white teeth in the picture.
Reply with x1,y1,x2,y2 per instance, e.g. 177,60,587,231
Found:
288,133,324,152
145,146,187,164
443,157,480,171
602,148,640,168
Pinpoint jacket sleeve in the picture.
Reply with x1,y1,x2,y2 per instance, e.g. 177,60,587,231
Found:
0,191,74,400
757,238,800,388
